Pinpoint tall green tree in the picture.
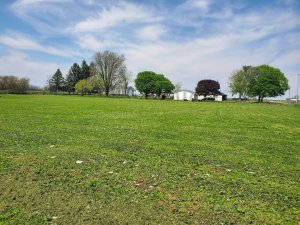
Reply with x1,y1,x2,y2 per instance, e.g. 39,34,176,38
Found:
81,60,91,80
135,71,158,98
49,69,65,93
135,71,175,98
251,65,289,102
93,51,126,96
229,65,289,102
229,66,255,99
154,74,175,96
65,63,81,94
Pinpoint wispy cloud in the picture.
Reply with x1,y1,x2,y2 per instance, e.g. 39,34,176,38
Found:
73,2,157,33
0,32,76,57
12,0,71,7
136,25,167,41
0,51,64,85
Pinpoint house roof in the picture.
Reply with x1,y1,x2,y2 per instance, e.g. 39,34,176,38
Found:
197,90,227,96
173,89,195,94
127,86,136,91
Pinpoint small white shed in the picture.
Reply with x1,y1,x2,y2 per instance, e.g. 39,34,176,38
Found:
173,90,195,101
197,92,227,101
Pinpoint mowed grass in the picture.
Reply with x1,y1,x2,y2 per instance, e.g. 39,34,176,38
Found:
0,95,299,225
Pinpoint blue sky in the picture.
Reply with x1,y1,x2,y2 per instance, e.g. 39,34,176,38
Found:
0,0,300,97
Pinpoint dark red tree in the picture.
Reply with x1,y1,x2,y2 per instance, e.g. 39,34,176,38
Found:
195,79,220,96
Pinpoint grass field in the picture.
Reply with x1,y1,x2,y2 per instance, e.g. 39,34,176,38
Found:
0,95,299,224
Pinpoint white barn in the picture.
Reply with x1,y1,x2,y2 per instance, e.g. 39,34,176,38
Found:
173,90,195,101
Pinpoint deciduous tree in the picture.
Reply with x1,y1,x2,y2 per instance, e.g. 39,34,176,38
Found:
195,79,220,96
0,75,29,93
93,51,126,96
118,66,131,95
135,71,175,98
251,65,289,102
75,78,93,95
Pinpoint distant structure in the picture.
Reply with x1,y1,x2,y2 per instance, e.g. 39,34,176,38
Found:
127,86,136,96
197,91,227,101
111,85,136,96
173,89,227,101
173,90,195,101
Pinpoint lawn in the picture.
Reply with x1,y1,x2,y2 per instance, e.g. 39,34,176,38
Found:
0,94,299,224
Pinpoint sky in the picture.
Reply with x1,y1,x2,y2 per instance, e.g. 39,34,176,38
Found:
0,0,300,97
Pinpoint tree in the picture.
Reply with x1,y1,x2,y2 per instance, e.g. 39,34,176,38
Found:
118,66,131,95
0,75,30,93
48,69,65,93
174,82,182,91
65,63,81,94
81,60,91,80
135,71,158,98
153,74,175,96
195,79,220,97
229,66,254,99
75,78,93,95
93,51,126,96
18,78,30,93
89,75,104,95
135,71,175,98
250,65,289,102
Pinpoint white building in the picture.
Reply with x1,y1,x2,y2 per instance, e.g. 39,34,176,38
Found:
173,90,195,101
197,92,227,101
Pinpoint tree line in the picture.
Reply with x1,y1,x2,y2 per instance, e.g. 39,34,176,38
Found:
0,76,29,94
1,50,290,102
48,51,131,96
48,54,290,102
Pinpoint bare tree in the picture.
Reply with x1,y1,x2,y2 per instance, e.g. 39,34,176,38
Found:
174,82,182,91
119,66,131,95
93,51,126,96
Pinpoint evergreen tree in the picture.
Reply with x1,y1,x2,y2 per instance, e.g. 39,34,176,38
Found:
49,69,65,93
81,60,91,80
65,63,81,94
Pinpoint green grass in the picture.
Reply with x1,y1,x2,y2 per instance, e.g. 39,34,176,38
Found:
0,94,299,224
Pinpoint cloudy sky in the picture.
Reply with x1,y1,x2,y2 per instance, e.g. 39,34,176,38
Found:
0,0,300,96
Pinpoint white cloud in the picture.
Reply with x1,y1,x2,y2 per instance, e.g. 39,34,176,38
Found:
73,2,157,33
11,0,74,34
0,33,76,57
272,51,300,67
136,25,167,41
192,0,212,9
0,51,63,86
12,0,71,7
76,34,109,51
178,0,213,11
